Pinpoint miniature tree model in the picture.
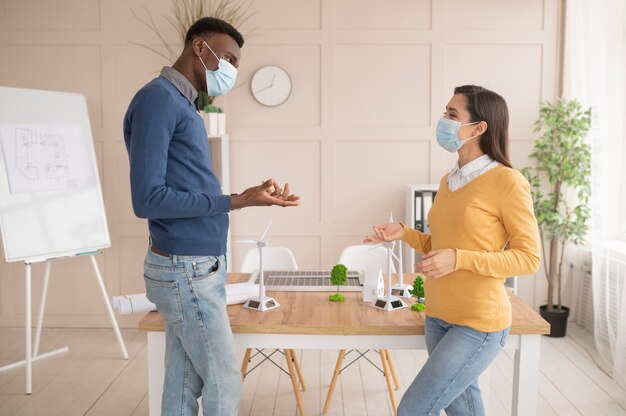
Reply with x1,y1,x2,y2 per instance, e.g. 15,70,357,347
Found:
410,275,425,312
329,264,348,302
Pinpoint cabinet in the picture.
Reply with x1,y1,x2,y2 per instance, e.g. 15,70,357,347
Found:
208,134,230,195
404,184,438,272
208,134,232,270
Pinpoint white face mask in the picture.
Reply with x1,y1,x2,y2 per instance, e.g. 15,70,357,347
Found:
198,41,237,96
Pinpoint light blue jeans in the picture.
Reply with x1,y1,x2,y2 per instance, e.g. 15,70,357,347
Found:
397,316,509,416
144,247,242,416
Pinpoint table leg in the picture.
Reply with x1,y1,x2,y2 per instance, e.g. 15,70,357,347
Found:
284,349,305,415
289,349,307,391
241,348,252,379
479,365,491,416
512,334,541,416
380,349,397,416
147,332,165,416
322,349,345,415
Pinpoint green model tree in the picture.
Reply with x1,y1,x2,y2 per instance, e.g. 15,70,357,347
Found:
410,275,425,311
329,264,348,302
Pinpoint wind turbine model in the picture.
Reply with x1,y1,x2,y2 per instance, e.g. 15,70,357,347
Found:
239,221,280,312
369,213,408,311
389,212,412,298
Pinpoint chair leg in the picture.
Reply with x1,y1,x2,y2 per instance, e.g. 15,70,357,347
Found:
241,348,252,379
322,349,345,415
289,349,307,391
285,349,305,415
380,349,398,416
384,349,400,390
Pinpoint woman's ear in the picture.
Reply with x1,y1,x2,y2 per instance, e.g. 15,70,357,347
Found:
476,120,488,135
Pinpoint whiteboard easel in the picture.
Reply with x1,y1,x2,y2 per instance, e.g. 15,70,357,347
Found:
0,86,128,394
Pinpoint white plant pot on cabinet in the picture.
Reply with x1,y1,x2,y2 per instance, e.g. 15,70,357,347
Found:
201,112,226,136
217,113,226,135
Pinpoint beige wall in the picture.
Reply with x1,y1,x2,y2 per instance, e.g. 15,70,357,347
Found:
0,0,561,328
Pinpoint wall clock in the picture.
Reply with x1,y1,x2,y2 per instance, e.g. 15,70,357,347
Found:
250,65,292,107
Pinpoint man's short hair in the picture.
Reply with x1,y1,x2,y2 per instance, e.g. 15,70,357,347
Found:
185,17,244,48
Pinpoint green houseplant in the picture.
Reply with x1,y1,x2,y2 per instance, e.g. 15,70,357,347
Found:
132,0,256,111
410,275,425,312
522,97,592,337
329,264,347,302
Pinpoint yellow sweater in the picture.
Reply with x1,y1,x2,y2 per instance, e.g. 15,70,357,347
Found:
402,165,540,332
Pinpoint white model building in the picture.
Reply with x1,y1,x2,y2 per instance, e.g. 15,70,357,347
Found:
362,267,385,302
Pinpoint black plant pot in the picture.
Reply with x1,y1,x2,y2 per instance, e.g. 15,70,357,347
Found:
539,305,570,337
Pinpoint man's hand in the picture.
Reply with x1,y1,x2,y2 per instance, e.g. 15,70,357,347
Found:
231,178,300,210
415,249,456,279
363,223,404,243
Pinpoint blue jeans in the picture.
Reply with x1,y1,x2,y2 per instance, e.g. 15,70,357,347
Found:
397,316,509,416
144,247,243,416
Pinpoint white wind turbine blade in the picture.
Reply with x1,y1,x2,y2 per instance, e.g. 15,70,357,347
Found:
259,220,273,242
389,211,394,223
237,240,257,244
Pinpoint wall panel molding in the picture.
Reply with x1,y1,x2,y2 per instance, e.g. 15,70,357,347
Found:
0,0,560,327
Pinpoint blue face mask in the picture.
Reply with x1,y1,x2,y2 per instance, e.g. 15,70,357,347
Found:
435,118,480,153
198,41,237,96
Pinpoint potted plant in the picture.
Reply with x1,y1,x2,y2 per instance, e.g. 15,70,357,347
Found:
410,275,425,312
522,97,592,337
202,103,225,136
329,264,347,302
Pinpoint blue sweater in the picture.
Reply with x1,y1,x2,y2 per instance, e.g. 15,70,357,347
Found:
123,76,231,256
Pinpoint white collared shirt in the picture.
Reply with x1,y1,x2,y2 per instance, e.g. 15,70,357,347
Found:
448,154,500,191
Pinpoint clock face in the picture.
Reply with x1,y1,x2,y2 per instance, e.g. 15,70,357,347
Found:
250,65,291,107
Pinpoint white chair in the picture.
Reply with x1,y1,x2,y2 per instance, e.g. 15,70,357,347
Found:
238,246,306,414
239,246,298,274
337,244,396,274
323,244,400,415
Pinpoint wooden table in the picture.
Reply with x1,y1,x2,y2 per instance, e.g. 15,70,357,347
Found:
139,273,549,416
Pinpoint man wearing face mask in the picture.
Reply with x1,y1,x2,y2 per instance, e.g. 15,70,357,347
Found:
123,17,300,416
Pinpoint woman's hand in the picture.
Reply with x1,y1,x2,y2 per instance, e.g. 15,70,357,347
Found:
363,223,404,243
416,249,456,279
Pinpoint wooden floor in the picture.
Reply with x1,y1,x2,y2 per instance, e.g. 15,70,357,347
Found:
0,324,625,416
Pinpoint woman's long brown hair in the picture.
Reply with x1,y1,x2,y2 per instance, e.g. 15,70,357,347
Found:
454,85,512,168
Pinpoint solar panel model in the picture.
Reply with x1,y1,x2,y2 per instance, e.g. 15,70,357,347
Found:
248,270,364,292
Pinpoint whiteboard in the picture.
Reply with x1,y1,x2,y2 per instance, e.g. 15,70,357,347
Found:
0,86,110,263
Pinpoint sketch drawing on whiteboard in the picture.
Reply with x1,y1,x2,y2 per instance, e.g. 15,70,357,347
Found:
15,128,38,180
15,128,70,182
0,123,95,194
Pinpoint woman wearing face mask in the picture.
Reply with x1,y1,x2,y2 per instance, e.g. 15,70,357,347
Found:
364,85,541,416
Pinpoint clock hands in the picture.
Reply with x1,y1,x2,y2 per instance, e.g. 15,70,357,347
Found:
253,73,277,94
253,84,272,94
251,66,291,106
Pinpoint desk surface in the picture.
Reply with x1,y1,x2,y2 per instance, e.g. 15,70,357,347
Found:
139,273,549,336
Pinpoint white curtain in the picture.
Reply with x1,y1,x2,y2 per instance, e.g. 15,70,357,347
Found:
563,0,626,387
